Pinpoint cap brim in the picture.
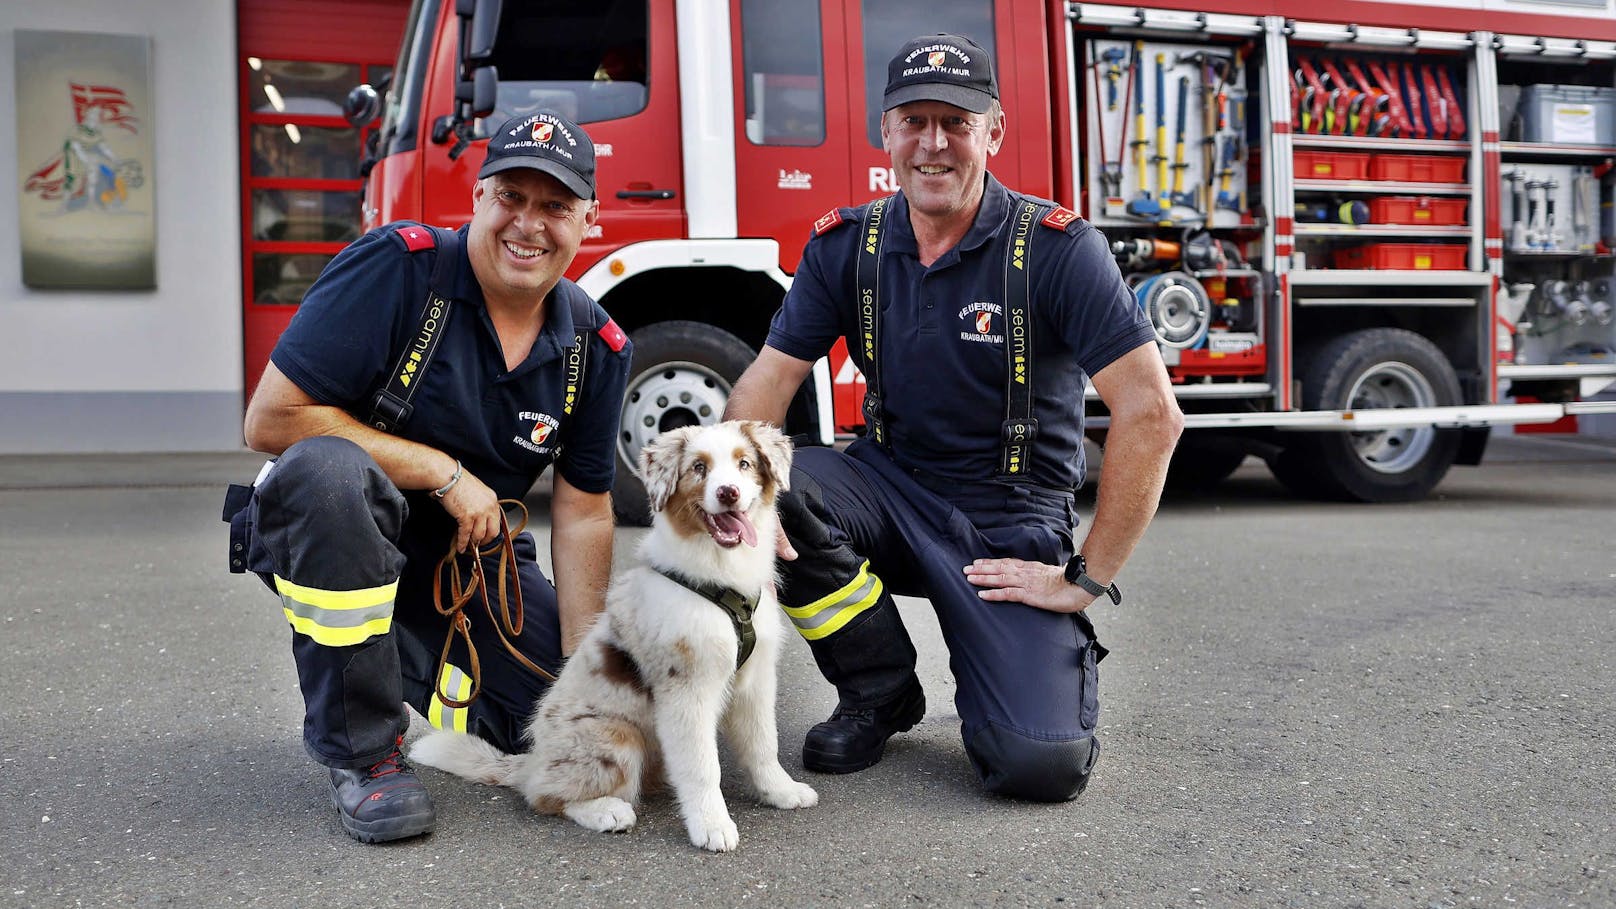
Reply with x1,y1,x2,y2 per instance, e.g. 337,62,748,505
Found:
477,156,594,199
882,83,995,114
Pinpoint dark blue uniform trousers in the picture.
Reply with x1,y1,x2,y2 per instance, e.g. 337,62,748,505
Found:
234,437,561,770
777,439,1104,801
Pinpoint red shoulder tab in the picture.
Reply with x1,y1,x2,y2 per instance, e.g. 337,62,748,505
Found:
395,225,436,252
812,209,845,236
1041,207,1078,230
597,318,627,352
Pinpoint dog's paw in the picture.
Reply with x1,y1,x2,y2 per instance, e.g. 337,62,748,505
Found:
564,796,637,833
688,814,740,852
759,779,818,810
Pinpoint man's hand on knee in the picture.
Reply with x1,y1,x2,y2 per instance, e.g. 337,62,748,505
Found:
964,558,1097,613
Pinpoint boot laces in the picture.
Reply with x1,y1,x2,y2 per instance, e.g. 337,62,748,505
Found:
366,735,411,780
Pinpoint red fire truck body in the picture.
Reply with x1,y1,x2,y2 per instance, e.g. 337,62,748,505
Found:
350,0,1616,518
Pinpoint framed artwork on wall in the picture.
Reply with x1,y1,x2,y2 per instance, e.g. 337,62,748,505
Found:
14,30,156,289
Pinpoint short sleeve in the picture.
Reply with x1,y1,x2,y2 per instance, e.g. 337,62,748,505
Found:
268,228,416,410
554,304,633,493
1041,225,1156,376
764,236,847,363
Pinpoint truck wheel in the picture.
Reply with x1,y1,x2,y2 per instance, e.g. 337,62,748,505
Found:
613,321,756,526
1166,432,1248,492
1267,328,1462,502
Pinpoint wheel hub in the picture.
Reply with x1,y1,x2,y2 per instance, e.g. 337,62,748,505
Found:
1346,360,1437,474
618,360,732,472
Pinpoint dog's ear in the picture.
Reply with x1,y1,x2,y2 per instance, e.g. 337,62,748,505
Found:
739,420,793,493
640,428,690,513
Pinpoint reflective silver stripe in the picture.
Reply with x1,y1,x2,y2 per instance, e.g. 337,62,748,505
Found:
781,563,884,641
274,575,395,647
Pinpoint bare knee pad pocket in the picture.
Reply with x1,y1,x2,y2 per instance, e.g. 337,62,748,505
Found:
966,725,1099,802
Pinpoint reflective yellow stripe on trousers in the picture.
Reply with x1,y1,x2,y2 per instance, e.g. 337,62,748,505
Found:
429,662,472,733
273,575,396,647
781,560,884,641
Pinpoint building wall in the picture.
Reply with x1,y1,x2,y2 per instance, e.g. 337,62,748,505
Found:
0,2,243,453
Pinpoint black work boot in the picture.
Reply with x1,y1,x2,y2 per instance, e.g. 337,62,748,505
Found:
802,680,926,774
327,735,435,843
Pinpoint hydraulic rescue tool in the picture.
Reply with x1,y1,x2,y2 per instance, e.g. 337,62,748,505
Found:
1126,42,1162,219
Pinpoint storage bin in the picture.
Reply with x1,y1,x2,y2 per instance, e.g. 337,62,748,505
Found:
1368,154,1466,184
1331,243,1468,270
1295,150,1371,181
1517,84,1616,146
1368,196,1469,226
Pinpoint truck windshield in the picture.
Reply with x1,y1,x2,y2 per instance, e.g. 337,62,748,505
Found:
380,0,437,155
474,0,649,134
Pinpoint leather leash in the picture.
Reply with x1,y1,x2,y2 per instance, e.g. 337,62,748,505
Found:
430,499,558,709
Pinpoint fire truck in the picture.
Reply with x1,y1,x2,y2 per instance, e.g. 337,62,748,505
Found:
342,0,1616,521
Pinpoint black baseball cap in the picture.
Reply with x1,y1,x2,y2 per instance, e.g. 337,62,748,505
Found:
883,33,998,114
478,111,596,199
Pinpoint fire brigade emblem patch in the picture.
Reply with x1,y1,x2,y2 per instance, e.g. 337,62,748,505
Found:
532,122,554,143
516,411,561,453
957,302,1003,344
928,51,947,68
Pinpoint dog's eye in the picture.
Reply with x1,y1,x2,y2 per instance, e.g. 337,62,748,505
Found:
738,458,751,471
691,461,706,477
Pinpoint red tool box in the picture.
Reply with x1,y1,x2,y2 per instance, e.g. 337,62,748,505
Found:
1368,196,1469,226
1367,154,1466,183
1294,150,1371,180
1332,243,1468,270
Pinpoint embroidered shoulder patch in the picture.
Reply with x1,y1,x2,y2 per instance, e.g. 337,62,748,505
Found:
812,209,845,236
395,225,436,252
598,318,628,352
1041,207,1078,230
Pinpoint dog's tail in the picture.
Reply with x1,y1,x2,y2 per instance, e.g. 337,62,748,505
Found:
409,731,523,786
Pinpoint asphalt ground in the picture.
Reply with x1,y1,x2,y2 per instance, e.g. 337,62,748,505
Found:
2,434,1614,908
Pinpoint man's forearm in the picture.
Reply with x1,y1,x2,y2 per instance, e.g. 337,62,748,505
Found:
250,401,459,492
1080,408,1181,584
550,490,615,655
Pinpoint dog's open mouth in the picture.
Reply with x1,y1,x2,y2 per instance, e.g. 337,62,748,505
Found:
703,509,757,549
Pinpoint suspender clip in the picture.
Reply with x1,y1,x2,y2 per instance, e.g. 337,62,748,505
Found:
369,391,413,432
1001,418,1039,444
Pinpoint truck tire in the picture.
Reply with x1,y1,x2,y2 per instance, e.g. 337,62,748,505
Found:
1266,328,1462,503
612,321,756,525
1165,431,1249,492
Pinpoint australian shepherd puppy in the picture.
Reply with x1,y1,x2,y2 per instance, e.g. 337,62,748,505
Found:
410,420,816,852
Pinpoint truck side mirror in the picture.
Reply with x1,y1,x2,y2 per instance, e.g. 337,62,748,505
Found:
343,83,381,127
454,66,498,121
457,0,501,66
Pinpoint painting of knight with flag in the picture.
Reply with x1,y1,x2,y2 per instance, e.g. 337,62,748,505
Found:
24,82,146,212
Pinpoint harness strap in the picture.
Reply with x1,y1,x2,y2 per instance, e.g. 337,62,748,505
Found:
370,226,461,433
855,194,1049,478
999,199,1048,478
855,196,893,448
653,566,759,670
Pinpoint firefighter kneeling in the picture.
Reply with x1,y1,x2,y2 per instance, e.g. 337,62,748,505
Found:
724,33,1182,800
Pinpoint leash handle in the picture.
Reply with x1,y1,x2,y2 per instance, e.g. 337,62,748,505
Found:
430,500,555,710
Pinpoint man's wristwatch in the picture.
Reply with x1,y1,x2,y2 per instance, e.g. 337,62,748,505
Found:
1063,553,1122,605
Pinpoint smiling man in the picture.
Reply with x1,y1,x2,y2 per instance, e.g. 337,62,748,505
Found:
726,34,1183,801
233,111,631,842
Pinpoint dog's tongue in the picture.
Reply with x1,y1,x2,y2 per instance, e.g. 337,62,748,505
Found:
707,510,758,548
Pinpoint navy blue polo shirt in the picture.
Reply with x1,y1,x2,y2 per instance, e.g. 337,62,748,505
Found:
270,221,632,502
767,175,1154,491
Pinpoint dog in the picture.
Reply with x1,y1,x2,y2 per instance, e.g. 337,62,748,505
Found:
410,420,817,852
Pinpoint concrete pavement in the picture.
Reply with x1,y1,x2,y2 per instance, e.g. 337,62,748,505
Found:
2,435,1614,907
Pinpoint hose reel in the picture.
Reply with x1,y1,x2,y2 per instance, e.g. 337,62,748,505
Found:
1134,271,1212,349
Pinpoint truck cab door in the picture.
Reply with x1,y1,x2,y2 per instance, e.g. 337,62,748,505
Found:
730,0,853,271
419,0,683,277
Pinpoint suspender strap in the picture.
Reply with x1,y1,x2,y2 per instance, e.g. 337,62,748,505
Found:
653,567,759,669
1000,200,1047,479
855,196,893,448
369,226,462,433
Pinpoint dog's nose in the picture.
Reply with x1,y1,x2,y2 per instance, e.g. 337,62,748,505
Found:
716,484,739,506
